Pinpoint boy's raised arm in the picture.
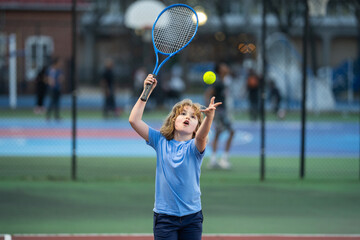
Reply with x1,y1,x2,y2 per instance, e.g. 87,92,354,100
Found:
129,75,157,142
195,96,222,152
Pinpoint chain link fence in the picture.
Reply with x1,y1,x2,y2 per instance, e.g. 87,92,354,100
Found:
0,0,358,181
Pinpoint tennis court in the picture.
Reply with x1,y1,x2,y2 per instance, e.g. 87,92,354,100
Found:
0,118,358,158
1,0,360,237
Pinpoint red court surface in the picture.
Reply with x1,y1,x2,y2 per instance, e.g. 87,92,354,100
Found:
1,234,360,240
0,128,138,138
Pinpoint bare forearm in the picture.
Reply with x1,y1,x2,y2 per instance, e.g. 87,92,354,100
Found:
194,116,213,152
129,96,146,125
195,96,222,152
196,116,213,140
128,90,151,141
129,74,157,141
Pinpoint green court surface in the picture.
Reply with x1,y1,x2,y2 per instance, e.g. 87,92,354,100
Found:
0,156,358,180
0,157,359,234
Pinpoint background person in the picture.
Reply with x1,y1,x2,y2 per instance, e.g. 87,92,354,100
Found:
205,62,235,169
46,58,64,121
34,65,48,114
247,68,260,121
101,58,119,118
268,80,286,119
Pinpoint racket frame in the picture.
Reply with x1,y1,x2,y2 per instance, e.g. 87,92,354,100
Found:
141,4,199,101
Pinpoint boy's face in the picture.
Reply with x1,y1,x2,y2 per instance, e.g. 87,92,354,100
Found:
174,105,199,136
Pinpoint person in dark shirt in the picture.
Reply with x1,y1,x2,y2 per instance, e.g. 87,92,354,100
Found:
34,65,48,114
46,58,64,121
268,80,285,119
247,68,259,121
205,62,235,169
101,58,118,118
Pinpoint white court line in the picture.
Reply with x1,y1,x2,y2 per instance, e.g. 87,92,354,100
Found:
4,234,12,240
4,233,360,238
204,234,360,238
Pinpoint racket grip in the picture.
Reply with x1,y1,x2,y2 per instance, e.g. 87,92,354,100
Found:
140,74,156,102
140,84,152,102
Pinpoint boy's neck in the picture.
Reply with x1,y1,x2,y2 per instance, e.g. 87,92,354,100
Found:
173,132,192,142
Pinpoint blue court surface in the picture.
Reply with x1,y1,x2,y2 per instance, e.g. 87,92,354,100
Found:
0,118,358,158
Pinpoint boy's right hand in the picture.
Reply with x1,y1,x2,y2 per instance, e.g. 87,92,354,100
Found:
144,74,157,91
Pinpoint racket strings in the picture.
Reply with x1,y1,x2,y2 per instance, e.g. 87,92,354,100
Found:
153,6,197,54
155,10,192,52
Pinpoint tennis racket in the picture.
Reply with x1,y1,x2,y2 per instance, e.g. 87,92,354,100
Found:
140,4,199,101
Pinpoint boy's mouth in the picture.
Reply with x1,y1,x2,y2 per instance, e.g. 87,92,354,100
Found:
183,120,189,126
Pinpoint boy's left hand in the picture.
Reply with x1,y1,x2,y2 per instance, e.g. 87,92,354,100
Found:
200,96,222,117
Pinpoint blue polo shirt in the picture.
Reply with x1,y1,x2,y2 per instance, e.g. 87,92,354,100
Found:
146,127,205,217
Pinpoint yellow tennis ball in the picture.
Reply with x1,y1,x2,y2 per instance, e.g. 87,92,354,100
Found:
203,71,216,84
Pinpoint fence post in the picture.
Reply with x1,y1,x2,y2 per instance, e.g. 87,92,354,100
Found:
71,0,78,181
9,34,17,109
260,0,267,181
300,1,309,180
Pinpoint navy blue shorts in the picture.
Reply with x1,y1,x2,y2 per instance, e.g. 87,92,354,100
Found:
153,210,203,240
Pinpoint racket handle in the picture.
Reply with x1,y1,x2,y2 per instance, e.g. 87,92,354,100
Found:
140,74,156,102
140,84,152,102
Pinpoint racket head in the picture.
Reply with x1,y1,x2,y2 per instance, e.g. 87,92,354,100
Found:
152,4,199,56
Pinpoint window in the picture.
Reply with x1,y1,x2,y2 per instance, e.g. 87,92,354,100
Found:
25,36,53,81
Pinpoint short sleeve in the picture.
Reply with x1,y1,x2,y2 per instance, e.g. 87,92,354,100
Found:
189,139,205,161
146,127,162,149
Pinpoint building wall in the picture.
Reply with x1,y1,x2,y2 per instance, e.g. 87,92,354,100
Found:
1,10,72,93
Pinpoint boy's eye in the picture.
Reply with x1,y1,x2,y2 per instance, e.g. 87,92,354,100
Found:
181,112,186,115
191,115,196,119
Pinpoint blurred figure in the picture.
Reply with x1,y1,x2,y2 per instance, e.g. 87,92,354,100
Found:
247,68,259,121
205,62,235,170
46,57,64,121
101,58,118,118
268,80,285,119
167,65,185,103
134,66,147,99
34,65,48,114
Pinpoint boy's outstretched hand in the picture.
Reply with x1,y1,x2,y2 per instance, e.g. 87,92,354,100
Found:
200,96,222,118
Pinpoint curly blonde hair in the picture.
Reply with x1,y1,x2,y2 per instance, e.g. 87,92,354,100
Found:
160,99,204,140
